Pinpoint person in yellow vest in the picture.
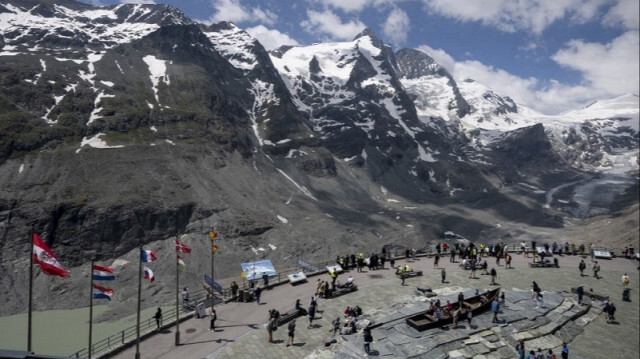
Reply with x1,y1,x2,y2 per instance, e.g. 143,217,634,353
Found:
480,243,486,257
330,268,338,287
399,265,406,286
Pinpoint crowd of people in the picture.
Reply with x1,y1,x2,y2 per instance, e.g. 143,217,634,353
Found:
189,240,635,358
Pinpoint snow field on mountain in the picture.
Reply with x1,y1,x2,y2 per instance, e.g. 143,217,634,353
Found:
142,55,169,104
204,25,257,71
0,4,160,51
401,76,454,120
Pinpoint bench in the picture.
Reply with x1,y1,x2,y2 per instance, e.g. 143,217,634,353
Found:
396,270,423,277
416,287,438,298
529,260,559,268
571,287,608,301
275,308,306,326
328,284,358,298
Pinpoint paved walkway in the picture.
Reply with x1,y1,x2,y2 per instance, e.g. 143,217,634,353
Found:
108,253,639,359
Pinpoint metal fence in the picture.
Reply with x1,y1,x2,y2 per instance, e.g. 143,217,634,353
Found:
69,287,211,359
68,257,342,359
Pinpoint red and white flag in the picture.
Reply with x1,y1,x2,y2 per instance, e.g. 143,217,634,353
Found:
175,239,191,253
143,266,155,283
32,233,69,277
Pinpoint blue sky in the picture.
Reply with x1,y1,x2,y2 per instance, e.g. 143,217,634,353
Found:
88,0,638,115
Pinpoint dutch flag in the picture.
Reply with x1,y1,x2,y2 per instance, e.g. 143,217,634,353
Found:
93,284,114,301
141,249,157,263
92,265,115,281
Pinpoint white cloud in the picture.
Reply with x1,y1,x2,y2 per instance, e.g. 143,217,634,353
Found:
301,9,366,41
416,45,456,72
383,8,410,45
551,31,639,95
417,31,639,114
421,0,609,34
603,0,640,30
314,0,369,13
207,0,277,25
246,25,300,51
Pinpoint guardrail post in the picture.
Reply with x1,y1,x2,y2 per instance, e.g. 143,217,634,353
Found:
122,330,125,344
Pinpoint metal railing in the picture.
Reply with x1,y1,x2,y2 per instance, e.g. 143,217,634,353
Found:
69,287,211,359
68,258,339,359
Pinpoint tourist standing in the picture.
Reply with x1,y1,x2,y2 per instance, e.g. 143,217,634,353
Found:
307,301,316,328
286,319,296,347
209,309,217,331
267,317,276,343
254,286,262,305
490,267,497,285
434,253,440,269
230,281,239,301
593,261,600,279
579,260,586,277
363,327,373,357
561,342,569,359
491,298,500,323
576,286,584,305
441,268,446,283
154,308,162,329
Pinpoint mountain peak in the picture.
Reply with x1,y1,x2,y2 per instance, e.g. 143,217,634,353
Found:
353,28,380,42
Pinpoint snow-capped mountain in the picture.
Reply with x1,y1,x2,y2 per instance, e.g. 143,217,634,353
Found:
395,48,639,174
0,0,637,316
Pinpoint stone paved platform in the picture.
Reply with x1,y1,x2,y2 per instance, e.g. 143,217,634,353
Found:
109,254,639,359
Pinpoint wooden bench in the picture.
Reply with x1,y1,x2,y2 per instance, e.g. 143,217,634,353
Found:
530,258,559,268
529,262,558,268
570,287,608,301
416,287,437,297
328,284,358,298
396,270,423,277
275,308,306,326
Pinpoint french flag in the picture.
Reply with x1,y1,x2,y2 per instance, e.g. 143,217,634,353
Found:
141,249,157,263
144,266,155,283
92,265,115,281
93,284,113,301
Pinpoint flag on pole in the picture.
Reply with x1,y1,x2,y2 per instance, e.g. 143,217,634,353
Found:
177,256,186,270
92,265,115,281
209,231,217,240
141,249,157,263
32,233,69,277
175,239,191,253
212,244,219,254
143,266,155,282
92,284,114,300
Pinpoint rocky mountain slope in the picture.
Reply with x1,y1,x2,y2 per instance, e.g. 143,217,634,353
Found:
0,0,637,317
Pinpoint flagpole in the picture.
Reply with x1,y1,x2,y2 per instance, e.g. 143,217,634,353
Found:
210,229,214,313
175,236,180,346
135,245,142,359
28,229,33,353
88,259,94,359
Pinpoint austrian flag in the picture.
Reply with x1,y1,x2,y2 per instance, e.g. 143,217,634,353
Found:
32,233,69,277
175,239,191,253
